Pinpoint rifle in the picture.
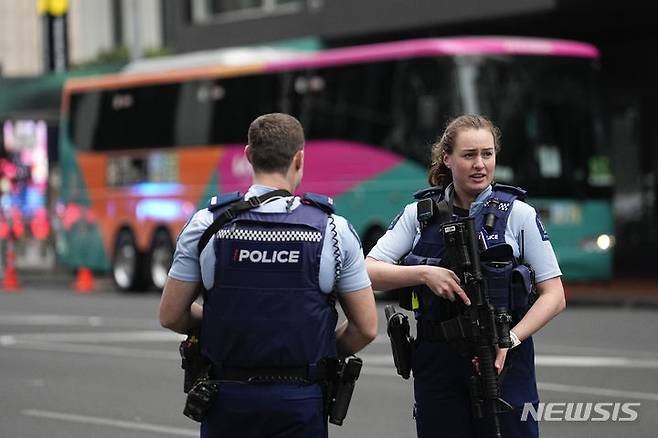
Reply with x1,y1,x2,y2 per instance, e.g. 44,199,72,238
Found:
441,217,514,438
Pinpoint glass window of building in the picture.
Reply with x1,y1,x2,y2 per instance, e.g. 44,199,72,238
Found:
191,0,302,22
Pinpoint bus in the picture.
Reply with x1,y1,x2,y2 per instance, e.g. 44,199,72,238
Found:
57,37,613,291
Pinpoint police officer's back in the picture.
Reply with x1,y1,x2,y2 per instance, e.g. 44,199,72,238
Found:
159,113,377,438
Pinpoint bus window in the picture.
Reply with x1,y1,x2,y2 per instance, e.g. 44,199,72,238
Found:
209,74,278,144
69,91,102,150
299,62,395,147
393,57,458,167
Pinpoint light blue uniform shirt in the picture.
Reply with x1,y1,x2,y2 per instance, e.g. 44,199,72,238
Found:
368,185,562,283
169,185,371,293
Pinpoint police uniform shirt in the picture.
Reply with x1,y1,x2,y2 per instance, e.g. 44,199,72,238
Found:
368,185,562,283
169,185,371,293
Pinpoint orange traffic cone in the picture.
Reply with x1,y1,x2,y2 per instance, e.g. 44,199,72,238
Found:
3,241,20,292
3,266,20,292
74,267,95,293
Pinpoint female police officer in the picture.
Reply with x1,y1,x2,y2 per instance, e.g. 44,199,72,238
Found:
366,114,566,438
160,113,377,438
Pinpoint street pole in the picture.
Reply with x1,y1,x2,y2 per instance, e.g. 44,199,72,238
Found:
129,0,143,60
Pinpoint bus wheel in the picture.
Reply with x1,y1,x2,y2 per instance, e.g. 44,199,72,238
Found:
149,230,173,291
113,230,147,292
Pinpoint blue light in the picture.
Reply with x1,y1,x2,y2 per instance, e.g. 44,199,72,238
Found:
130,182,183,197
136,199,185,221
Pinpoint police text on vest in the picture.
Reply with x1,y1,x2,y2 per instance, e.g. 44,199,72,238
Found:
236,249,300,263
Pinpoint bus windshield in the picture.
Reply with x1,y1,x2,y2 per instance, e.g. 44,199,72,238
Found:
457,55,611,198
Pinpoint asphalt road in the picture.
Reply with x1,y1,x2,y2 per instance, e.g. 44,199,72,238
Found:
1,284,657,438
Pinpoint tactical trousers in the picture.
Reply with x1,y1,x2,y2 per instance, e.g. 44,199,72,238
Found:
201,382,327,438
412,341,539,438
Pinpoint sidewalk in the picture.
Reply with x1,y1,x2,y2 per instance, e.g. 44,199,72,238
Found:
565,278,658,308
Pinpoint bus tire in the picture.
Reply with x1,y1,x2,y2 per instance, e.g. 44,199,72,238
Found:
112,229,148,292
149,230,174,291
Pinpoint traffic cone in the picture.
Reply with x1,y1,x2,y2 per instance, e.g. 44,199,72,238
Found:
3,241,20,292
74,267,95,293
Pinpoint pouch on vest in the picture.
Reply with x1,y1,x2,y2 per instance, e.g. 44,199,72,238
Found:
511,264,537,320
395,253,442,311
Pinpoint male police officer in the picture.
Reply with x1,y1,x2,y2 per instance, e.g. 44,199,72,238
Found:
159,113,377,438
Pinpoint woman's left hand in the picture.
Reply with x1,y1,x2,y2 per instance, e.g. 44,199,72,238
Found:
471,347,508,376
494,347,509,375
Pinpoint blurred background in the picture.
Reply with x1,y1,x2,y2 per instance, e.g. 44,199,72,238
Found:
0,0,656,288
0,1,657,437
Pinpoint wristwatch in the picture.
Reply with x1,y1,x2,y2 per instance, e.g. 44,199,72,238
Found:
509,330,521,349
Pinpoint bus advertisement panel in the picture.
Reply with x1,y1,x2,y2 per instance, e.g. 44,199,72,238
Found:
57,37,613,291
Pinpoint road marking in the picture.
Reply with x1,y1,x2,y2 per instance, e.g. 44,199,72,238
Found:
0,314,160,328
538,382,658,402
5,341,179,359
535,355,658,369
362,354,658,370
362,366,396,377
0,315,105,326
536,343,658,359
21,409,198,436
358,371,658,403
2,330,658,370
1,330,184,344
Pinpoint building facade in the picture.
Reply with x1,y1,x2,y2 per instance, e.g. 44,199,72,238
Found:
0,0,163,77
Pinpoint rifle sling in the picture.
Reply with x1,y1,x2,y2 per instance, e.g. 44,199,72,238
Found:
197,189,292,256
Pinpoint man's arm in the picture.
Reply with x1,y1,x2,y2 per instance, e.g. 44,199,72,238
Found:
335,287,378,357
159,276,203,334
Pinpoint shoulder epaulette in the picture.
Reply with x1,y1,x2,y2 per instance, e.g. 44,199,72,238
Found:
413,186,444,200
302,193,335,214
207,192,243,211
492,184,527,201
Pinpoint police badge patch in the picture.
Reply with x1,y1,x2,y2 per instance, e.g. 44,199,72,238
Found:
536,215,550,241
347,222,362,248
388,209,404,230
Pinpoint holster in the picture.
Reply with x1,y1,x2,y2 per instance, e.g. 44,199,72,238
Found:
326,356,363,426
180,331,208,394
385,305,413,379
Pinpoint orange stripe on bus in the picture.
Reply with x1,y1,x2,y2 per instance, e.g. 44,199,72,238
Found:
76,147,225,255
63,64,266,93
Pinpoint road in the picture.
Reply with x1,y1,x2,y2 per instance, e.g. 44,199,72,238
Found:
1,284,657,437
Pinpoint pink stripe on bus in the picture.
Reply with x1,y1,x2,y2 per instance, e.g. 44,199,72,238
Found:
266,37,599,72
217,140,402,198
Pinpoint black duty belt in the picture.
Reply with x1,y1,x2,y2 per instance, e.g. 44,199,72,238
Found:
217,361,336,384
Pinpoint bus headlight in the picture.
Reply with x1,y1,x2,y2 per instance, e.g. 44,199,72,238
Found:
596,234,613,251
580,234,615,252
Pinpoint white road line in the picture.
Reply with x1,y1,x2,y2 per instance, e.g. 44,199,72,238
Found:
363,354,658,369
1,330,184,344
360,369,658,403
21,409,198,436
535,355,658,369
5,341,179,360
362,366,396,377
2,331,658,370
0,315,105,326
0,314,161,328
537,382,658,402
536,343,658,359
